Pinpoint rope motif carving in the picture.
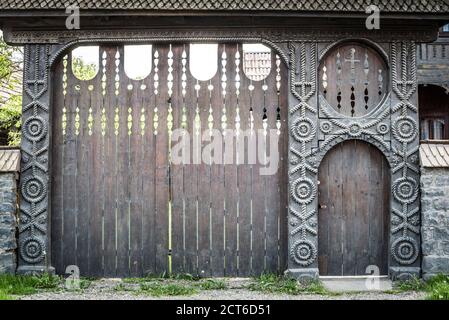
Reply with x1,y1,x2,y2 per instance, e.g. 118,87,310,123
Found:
19,45,51,264
288,42,319,267
390,41,420,266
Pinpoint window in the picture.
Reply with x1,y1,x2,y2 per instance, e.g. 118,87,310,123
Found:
443,24,449,33
421,118,446,140
419,85,449,141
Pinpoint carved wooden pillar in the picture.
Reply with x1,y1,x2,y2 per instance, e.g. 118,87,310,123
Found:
17,44,58,274
389,41,421,280
287,41,320,279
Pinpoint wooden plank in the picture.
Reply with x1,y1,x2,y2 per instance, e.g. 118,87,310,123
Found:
355,141,370,275
62,57,78,272
278,60,289,273
264,54,281,273
75,81,90,275
210,45,225,276
251,79,266,276
141,70,156,276
224,44,238,276
103,46,119,277
318,148,330,275
115,47,131,277
128,78,144,277
182,44,199,276
327,143,343,276
154,44,170,275
342,141,356,275
50,60,64,274
236,46,252,276
170,44,185,275
88,64,104,277
197,78,212,277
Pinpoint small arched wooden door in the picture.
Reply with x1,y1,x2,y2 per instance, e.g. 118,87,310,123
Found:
318,140,390,276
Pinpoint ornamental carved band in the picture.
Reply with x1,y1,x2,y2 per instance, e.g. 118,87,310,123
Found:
287,42,320,271
18,45,52,271
287,40,421,278
389,42,420,273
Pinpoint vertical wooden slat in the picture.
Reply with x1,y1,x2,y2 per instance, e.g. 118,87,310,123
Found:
183,44,199,275
62,53,77,272
264,55,281,272
278,60,289,273
141,66,156,276
224,44,238,276
170,44,185,274
75,80,90,274
50,59,64,274
128,76,144,277
103,46,119,277
197,78,212,277
115,47,131,277
237,46,252,276
155,44,170,275
88,58,104,276
210,44,226,276
251,79,266,276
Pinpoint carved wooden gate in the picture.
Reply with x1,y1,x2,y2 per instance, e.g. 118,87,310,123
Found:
50,43,288,277
318,140,390,276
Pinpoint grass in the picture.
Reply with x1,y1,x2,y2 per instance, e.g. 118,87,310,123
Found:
139,282,198,297
118,276,226,296
391,274,449,300
0,274,61,300
247,273,331,296
426,274,449,300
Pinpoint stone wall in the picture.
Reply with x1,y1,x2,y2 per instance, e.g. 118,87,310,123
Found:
0,172,18,274
421,167,449,280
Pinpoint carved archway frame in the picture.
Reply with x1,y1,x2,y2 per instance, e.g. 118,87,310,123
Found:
12,29,421,280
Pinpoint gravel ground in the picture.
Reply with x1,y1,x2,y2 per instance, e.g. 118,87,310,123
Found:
18,278,427,300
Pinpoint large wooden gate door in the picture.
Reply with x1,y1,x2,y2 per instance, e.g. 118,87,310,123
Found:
318,140,390,276
50,43,288,277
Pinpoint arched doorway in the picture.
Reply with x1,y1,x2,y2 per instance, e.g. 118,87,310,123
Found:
318,140,390,276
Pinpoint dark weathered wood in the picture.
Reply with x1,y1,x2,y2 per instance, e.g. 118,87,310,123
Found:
88,65,104,277
141,73,156,276
251,80,266,276
75,80,90,275
224,44,239,276
102,46,119,277
237,49,252,276
50,59,64,274
319,43,388,117
318,140,390,276
51,43,288,277
154,44,170,275
170,44,185,274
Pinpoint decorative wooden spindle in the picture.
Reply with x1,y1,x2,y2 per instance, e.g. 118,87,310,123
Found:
235,47,241,135
194,80,201,137
262,79,268,136
181,46,188,130
62,55,68,136
101,51,107,136
221,46,228,134
364,52,370,110
167,45,174,138
153,49,159,135
336,51,342,110
208,81,214,136
276,54,281,135
114,49,120,135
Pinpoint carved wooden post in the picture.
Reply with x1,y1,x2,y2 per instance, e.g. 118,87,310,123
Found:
287,41,320,279
17,44,56,274
389,41,421,280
